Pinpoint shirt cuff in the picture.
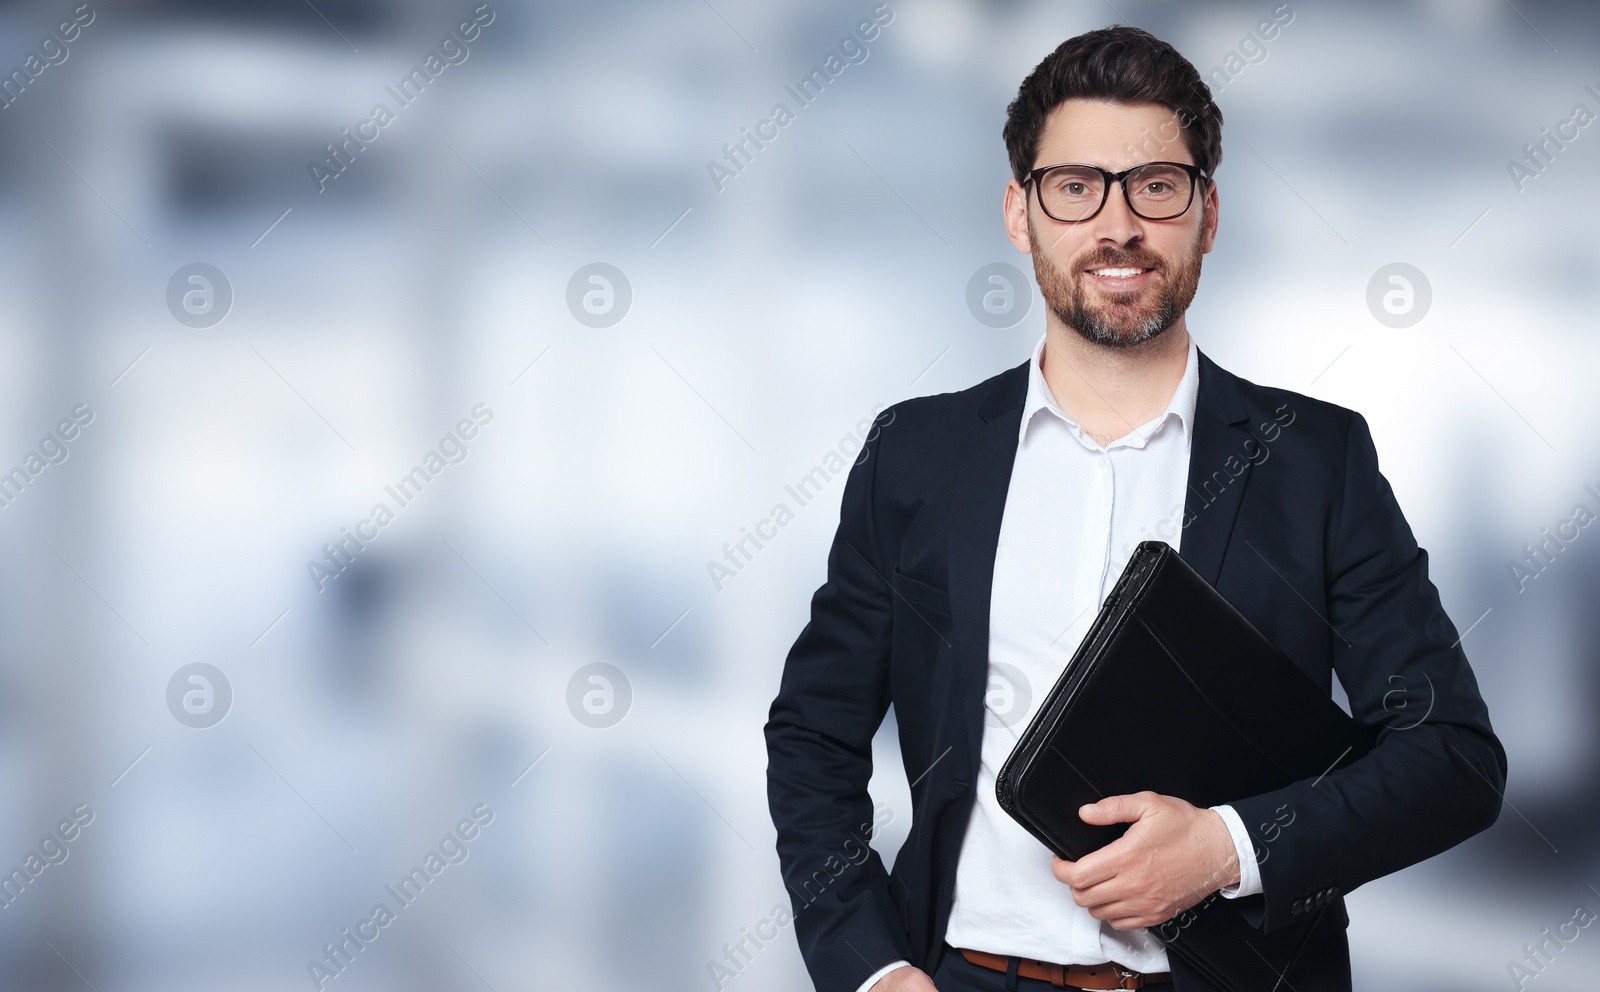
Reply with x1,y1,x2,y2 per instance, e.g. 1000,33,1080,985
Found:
1209,804,1263,899
856,959,912,992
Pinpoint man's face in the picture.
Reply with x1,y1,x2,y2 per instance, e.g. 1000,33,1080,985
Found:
1005,99,1218,348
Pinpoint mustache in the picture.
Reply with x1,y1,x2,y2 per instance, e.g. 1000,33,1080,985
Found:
1075,247,1165,272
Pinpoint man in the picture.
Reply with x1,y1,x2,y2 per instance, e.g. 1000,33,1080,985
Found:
764,24,1505,992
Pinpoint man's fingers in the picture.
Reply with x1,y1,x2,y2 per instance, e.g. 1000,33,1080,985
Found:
1067,876,1120,909
1078,790,1159,826
1081,894,1140,920
1068,870,1159,908
1055,828,1148,889
1085,894,1172,928
1053,850,1116,890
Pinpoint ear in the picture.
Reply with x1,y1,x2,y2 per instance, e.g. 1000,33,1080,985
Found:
1199,178,1219,254
1003,178,1033,254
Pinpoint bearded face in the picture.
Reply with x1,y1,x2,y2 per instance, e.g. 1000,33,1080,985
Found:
1026,205,1206,349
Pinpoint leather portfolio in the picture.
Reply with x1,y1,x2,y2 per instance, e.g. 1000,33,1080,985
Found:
994,540,1378,991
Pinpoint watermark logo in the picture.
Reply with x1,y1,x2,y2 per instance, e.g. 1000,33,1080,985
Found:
709,801,894,988
705,4,895,193
306,803,494,988
166,663,232,729
0,4,95,112
0,403,94,510
1507,483,1599,594
307,4,496,193
566,663,631,728
1507,83,1599,192
1202,3,1294,96
1249,803,1295,866
1380,672,1435,731
706,403,889,591
166,263,233,328
0,803,95,910
566,263,631,328
984,662,1032,728
307,404,494,592
1507,901,1596,989
966,262,1032,328
1365,262,1430,328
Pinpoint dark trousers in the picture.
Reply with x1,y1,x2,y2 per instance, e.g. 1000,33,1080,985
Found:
930,944,1177,992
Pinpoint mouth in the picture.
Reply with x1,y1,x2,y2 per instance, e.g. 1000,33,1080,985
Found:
1083,266,1155,291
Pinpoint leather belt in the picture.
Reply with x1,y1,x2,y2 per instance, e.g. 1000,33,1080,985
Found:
957,947,1171,990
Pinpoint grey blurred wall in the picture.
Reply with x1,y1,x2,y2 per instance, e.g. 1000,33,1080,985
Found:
0,0,1595,989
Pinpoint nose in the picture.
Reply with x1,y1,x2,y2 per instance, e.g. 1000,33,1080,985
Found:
1089,179,1144,246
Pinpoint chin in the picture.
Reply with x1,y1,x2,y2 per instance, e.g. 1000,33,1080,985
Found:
1059,307,1176,348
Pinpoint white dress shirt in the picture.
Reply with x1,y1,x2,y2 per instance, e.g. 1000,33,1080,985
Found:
859,332,1261,992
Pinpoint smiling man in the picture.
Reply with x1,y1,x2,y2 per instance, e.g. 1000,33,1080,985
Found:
765,25,1506,992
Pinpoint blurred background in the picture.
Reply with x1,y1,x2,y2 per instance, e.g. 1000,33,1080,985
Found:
0,0,1594,989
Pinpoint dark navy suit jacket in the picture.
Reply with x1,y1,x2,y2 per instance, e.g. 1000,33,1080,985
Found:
764,348,1507,992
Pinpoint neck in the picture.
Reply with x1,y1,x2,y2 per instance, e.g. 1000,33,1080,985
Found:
1038,316,1191,445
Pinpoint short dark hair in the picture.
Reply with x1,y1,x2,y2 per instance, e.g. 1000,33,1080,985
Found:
1002,25,1223,185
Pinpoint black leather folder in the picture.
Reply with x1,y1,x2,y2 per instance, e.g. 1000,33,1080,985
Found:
994,540,1378,992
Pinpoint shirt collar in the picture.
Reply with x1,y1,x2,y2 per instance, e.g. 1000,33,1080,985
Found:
1019,331,1200,449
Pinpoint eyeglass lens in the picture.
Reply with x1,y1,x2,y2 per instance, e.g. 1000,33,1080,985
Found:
1036,164,1195,221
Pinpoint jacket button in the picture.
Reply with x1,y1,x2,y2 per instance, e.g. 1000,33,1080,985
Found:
1291,898,1305,914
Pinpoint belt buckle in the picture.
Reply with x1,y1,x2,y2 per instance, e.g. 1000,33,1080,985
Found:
1116,966,1141,990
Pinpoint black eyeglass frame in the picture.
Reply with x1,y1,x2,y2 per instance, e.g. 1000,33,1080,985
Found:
1023,161,1210,223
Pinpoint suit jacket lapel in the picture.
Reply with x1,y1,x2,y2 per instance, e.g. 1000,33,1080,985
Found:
1178,349,1257,587
946,365,1027,775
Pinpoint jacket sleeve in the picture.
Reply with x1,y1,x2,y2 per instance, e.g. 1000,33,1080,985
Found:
764,410,912,992
1228,411,1508,934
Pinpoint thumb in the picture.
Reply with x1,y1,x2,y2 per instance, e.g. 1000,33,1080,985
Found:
1078,793,1149,825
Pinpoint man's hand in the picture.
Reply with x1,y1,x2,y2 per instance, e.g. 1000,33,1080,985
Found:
1051,791,1239,930
869,964,937,992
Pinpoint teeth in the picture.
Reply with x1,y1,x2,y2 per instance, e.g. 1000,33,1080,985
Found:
1089,267,1148,277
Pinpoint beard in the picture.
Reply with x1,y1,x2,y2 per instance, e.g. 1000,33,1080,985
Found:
1027,212,1205,349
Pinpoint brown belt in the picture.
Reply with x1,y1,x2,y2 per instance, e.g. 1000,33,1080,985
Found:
957,947,1171,990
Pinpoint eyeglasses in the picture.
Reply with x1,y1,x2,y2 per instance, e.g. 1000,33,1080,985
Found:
1024,161,1208,223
